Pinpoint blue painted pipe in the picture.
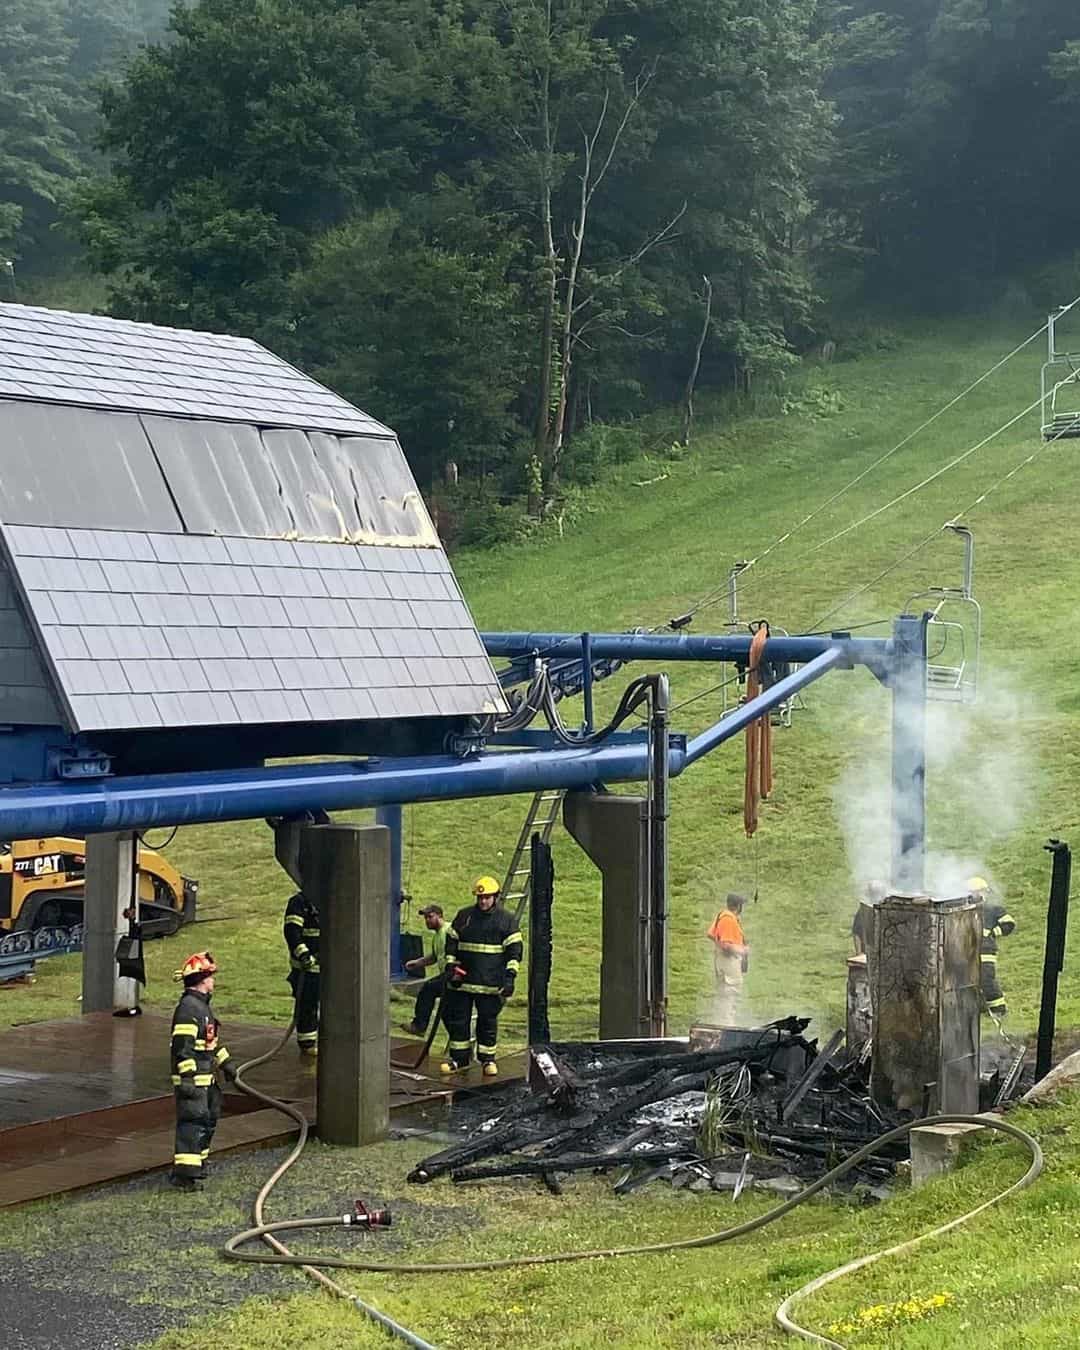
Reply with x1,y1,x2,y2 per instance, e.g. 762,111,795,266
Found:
0,646,851,838
376,804,404,974
0,742,688,839
482,631,882,666
683,648,846,764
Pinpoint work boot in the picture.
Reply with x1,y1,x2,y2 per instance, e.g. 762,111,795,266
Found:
440,1061,466,1076
298,1042,318,1058
482,1061,498,1078
168,1173,204,1192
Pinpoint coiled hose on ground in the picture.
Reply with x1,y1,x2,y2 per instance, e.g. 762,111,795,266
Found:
230,1012,1042,1349
233,1001,438,1350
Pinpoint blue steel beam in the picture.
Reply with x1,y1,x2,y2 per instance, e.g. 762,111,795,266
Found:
890,613,928,892
482,631,884,668
0,646,854,839
375,804,404,974
683,649,846,764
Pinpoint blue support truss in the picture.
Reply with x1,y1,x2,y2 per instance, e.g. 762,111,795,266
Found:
0,619,927,895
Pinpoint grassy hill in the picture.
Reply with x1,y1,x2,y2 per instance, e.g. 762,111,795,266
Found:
5,312,1078,1039
4,312,1080,1348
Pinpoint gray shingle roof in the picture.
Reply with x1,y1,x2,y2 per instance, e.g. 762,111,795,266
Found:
0,304,506,733
4,524,502,733
0,302,390,435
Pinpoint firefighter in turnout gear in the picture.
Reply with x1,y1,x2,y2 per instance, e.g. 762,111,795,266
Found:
441,876,522,1078
969,875,1016,1021
283,891,320,1055
169,952,235,1190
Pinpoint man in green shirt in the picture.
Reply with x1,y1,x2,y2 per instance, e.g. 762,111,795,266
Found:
402,904,449,1037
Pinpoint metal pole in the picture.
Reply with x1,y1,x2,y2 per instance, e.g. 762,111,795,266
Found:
890,613,928,893
376,804,403,974
581,631,594,734
648,675,670,1037
1036,838,1071,1082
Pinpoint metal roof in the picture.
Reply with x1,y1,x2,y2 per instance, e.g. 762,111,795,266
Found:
0,305,505,735
0,302,391,436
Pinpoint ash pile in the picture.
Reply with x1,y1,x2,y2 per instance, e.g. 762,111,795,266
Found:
409,1020,909,1202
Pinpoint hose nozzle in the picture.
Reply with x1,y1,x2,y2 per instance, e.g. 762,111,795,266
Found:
350,1200,392,1229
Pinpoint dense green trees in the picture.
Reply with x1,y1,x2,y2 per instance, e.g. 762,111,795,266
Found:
823,0,1080,299
4,0,1080,502
0,0,169,269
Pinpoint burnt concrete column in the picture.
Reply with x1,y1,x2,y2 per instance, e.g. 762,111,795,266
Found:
563,791,649,1039
300,822,389,1146
868,892,980,1114
82,831,138,1014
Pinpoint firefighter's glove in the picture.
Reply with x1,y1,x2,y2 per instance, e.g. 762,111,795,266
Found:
501,975,516,1000
299,952,318,974
177,1079,200,1101
221,1060,239,1084
447,965,467,989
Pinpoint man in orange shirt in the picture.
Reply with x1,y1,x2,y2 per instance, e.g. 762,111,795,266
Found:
708,893,749,1025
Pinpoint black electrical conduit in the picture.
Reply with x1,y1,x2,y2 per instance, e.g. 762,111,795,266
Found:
225,1013,1044,1350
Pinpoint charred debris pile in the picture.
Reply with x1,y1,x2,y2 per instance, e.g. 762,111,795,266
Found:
409,1020,912,1201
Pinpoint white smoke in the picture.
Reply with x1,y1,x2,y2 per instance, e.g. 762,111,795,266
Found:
833,669,1040,898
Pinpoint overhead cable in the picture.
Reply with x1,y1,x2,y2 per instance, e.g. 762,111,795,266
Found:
809,378,1080,631
676,301,1080,626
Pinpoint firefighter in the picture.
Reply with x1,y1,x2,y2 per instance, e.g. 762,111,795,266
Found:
707,893,749,1025
169,951,236,1191
969,875,1016,1021
441,876,522,1077
402,903,449,1037
283,889,320,1055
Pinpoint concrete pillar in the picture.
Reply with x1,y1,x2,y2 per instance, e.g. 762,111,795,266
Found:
868,892,981,1115
300,822,390,1147
846,954,871,1053
563,791,649,1039
82,831,139,1014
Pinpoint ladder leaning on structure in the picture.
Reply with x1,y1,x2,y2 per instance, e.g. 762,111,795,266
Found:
502,790,565,926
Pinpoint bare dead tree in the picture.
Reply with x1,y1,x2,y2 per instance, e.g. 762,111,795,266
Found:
681,275,713,447
548,66,658,488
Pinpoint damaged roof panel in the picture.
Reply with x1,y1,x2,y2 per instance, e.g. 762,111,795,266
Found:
0,303,505,735
5,525,506,732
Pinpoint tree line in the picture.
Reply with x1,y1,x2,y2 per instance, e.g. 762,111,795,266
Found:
4,1,1080,520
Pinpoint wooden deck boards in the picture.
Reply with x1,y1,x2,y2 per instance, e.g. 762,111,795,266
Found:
0,1012,522,1207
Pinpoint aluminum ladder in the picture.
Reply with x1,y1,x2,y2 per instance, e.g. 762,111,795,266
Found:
503,790,565,925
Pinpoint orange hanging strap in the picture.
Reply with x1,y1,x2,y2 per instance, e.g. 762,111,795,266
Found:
743,624,773,838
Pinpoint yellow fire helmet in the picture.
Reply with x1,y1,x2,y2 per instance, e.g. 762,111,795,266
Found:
472,875,501,898
966,876,990,894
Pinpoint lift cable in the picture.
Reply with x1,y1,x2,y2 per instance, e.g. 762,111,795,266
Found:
673,300,1080,629
806,379,1080,632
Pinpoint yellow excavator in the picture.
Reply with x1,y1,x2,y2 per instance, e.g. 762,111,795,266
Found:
0,837,197,937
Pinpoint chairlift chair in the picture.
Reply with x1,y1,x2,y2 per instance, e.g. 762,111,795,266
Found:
1040,306,1080,440
906,523,981,704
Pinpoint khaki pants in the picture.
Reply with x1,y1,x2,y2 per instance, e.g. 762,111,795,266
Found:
713,948,744,1026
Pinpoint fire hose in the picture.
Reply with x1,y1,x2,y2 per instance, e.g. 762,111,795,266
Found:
231,977,438,1350
226,989,1044,1350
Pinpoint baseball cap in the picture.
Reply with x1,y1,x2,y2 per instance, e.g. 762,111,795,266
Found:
417,903,443,917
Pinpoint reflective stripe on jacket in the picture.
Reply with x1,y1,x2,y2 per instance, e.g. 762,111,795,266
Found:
284,892,321,972
170,988,230,1086
445,903,523,995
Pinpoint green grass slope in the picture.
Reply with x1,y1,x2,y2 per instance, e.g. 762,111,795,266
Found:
5,314,1080,1348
